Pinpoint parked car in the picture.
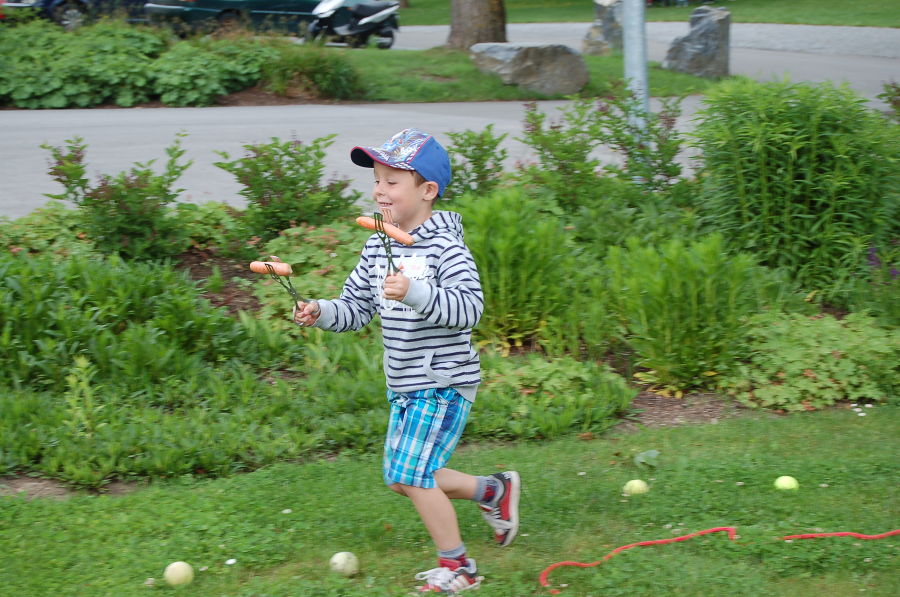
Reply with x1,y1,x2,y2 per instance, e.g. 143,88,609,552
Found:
144,0,320,35
1,0,146,30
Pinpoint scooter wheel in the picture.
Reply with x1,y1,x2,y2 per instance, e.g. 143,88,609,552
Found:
305,22,325,45
375,30,395,50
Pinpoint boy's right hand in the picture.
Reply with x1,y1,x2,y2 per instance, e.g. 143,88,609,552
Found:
293,301,321,327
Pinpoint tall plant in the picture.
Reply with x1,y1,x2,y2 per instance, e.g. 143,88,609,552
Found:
693,79,900,304
444,124,508,200
43,134,191,260
215,134,361,241
605,234,796,390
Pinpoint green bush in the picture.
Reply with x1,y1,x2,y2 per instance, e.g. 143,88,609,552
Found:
0,20,167,108
444,124,509,200
718,311,900,410
0,253,292,392
0,201,93,258
215,134,362,241
518,93,685,212
455,188,588,352
605,234,799,390
261,41,363,99
43,135,192,260
693,78,900,305
474,351,637,440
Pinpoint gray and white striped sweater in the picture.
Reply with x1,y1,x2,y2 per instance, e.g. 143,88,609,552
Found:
312,211,484,401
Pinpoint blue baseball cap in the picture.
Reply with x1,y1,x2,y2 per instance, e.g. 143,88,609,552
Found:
351,129,452,197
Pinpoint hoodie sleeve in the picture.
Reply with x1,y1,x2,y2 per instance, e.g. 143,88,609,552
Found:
313,253,377,332
401,238,483,330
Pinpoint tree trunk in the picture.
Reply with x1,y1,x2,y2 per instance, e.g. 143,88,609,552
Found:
399,0,410,8
446,0,507,50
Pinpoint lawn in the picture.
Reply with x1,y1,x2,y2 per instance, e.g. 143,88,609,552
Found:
2,405,897,596
400,0,900,28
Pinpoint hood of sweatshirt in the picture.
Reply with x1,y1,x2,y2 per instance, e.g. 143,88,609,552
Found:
410,210,465,243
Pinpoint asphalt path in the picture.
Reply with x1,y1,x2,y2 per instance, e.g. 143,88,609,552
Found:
2,22,897,219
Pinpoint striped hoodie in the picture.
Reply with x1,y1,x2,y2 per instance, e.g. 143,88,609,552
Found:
312,210,484,401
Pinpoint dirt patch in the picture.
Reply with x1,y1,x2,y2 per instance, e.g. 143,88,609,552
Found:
615,391,746,432
174,249,261,315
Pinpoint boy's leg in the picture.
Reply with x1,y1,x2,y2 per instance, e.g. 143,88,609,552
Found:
403,484,463,551
433,468,477,499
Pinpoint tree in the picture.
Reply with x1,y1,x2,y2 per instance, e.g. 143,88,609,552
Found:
446,0,507,50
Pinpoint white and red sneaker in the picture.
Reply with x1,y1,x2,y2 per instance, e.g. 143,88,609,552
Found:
414,558,482,594
478,471,520,547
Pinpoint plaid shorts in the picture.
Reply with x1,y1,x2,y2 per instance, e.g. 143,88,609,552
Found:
383,387,472,489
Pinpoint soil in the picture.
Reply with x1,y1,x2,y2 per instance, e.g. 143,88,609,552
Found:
0,252,750,501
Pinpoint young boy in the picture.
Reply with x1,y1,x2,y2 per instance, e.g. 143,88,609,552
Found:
293,129,520,594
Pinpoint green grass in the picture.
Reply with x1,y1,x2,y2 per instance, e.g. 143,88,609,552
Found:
347,47,713,102
399,0,900,28
2,406,897,596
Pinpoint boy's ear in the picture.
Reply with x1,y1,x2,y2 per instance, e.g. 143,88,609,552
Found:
422,180,440,201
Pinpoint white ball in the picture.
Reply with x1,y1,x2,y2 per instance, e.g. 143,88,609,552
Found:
774,475,799,490
163,561,194,586
329,551,359,576
623,479,649,495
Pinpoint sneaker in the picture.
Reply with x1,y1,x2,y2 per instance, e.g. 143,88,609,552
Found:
478,471,520,547
414,559,482,594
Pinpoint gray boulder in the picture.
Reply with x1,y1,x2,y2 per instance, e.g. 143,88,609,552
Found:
469,43,589,96
663,6,730,78
583,0,623,56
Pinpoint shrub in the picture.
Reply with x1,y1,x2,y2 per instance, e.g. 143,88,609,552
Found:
605,234,799,390
261,42,362,99
473,351,637,440
43,135,192,260
0,20,167,108
444,124,508,200
0,201,93,257
456,187,617,356
693,79,900,305
215,134,362,241
718,311,900,411
0,253,293,392
517,91,685,212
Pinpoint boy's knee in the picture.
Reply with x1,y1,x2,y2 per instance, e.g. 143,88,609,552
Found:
388,482,408,496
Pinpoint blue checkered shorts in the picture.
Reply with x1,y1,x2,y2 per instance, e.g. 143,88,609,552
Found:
383,387,472,488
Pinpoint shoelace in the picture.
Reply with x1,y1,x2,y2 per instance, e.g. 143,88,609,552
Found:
480,502,514,531
415,566,458,590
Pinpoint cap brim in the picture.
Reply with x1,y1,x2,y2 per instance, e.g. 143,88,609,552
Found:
350,146,376,168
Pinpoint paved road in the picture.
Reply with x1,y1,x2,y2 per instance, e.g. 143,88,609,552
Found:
2,22,897,219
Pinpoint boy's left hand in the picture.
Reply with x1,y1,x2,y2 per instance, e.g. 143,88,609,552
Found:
383,268,409,301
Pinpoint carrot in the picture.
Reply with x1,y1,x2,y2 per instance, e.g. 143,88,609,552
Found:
356,216,415,246
250,261,293,276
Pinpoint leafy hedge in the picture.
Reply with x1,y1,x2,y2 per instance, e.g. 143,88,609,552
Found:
0,20,361,108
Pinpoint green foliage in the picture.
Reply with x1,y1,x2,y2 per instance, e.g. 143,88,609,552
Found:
261,41,363,99
0,201,94,258
473,351,637,440
443,124,509,200
693,78,900,305
456,188,610,354
174,201,254,257
877,81,900,122
0,20,166,108
215,135,362,241
0,252,290,392
718,311,900,411
605,234,799,390
518,92,686,213
43,135,192,260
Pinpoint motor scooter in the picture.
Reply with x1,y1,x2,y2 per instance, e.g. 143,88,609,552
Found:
306,0,400,49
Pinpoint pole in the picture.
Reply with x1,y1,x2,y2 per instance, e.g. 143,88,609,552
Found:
622,0,649,126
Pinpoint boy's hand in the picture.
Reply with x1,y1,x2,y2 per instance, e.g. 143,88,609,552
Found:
292,301,321,327
383,269,409,301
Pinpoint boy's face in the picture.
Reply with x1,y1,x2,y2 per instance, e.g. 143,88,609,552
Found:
372,161,438,231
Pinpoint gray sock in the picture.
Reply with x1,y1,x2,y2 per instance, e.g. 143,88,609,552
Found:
473,475,501,504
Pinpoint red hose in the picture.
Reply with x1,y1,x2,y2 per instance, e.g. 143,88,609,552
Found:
538,527,900,594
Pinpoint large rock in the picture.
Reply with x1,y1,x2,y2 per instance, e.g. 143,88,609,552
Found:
469,43,589,96
583,0,623,56
663,6,730,78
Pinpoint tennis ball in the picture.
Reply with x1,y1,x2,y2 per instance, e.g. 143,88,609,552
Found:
623,479,649,495
329,551,359,576
774,475,799,490
163,561,194,586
